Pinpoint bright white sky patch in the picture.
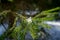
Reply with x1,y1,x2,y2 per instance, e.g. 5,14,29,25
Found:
45,21,60,31
45,21,60,26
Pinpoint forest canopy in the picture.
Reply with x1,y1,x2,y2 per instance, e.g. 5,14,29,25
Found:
0,0,60,11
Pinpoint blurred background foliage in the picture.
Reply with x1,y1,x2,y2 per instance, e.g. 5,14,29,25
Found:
0,0,60,11
0,0,60,40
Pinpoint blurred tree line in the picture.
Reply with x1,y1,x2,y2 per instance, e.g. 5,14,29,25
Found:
0,0,60,11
